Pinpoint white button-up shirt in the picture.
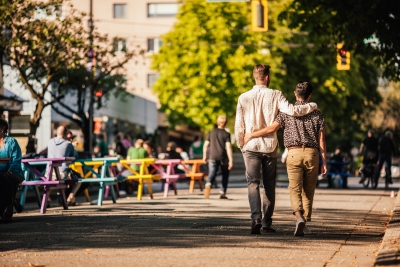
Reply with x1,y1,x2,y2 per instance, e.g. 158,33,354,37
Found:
234,85,317,153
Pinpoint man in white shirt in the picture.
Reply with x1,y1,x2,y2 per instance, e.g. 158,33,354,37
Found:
234,64,318,234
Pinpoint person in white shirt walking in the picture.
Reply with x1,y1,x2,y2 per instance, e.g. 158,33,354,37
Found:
234,64,318,235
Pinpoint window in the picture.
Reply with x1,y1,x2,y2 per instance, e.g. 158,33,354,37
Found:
147,3,181,17
114,4,127,18
148,74,160,88
113,38,127,52
147,38,163,53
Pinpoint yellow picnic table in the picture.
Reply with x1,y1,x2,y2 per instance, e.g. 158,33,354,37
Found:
119,158,162,200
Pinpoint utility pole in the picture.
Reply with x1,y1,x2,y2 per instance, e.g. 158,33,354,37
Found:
87,0,94,156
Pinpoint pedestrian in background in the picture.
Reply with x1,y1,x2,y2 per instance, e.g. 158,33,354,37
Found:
234,64,318,235
189,135,204,159
375,131,396,186
122,133,132,151
359,129,379,184
94,134,108,157
203,115,233,200
114,135,127,158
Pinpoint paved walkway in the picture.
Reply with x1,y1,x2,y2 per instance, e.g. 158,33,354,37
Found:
0,177,399,267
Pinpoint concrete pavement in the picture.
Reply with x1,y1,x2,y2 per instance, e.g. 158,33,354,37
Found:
0,177,399,267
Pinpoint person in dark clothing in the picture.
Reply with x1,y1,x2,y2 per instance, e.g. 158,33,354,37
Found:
114,135,127,158
165,142,184,174
374,131,396,186
203,115,233,199
359,129,379,183
327,147,344,188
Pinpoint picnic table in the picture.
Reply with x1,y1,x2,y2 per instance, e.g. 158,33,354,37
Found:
152,159,186,197
21,157,76,214
119,158,162,200
70,157,122,206
181,159,207,193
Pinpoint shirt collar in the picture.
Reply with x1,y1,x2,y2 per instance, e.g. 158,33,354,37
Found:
253,85,268,89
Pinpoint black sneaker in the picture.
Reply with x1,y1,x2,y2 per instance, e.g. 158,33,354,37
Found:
220,194,228,199
250,218,262,234
13,199,23,213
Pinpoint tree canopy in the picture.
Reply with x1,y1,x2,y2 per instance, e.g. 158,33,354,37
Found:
0,0,140,152
152,0,381,151
281,0,400,80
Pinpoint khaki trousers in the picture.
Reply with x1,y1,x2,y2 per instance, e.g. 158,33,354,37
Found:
286,147,319,221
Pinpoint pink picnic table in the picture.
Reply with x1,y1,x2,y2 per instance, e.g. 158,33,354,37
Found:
21,157,76,214
151,159,186,197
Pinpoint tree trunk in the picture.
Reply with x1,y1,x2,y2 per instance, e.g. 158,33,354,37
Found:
26,100,45,153
81,113,92,157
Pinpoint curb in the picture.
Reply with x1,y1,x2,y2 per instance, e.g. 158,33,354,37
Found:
375,189,400,266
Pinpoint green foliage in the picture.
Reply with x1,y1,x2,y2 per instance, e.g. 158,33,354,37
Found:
281,0,400,81
152,0,381,152
152,0,285,131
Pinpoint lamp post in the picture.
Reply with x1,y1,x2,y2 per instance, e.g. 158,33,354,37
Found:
87,0,94,156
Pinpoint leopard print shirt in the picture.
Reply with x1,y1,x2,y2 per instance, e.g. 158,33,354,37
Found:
275,101,324,148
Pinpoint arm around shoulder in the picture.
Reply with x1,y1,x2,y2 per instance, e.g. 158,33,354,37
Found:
277,91,317,116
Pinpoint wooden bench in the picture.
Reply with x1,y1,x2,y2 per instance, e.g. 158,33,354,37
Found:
181,159,207,193
119,158,162,200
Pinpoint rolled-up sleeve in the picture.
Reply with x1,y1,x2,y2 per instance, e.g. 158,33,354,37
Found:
234,97,245,149
277,91,317,116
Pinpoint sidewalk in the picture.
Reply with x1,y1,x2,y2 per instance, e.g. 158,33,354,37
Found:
375,188,400,266
0,177,398,267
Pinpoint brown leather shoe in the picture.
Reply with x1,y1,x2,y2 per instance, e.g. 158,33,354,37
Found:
262,226,276,233
250,218,262,234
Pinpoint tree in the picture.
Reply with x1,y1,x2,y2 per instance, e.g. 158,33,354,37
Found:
0,0,141,152
281,0,400,80
152,0,381,152
0,0,88,138
152,0,285,131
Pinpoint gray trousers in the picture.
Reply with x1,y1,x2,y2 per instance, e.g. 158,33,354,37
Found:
243,148,277,227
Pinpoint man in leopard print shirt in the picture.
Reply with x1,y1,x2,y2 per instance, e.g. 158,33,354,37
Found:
245,81,327,236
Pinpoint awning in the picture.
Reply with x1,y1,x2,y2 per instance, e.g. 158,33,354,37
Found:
0,89,26,112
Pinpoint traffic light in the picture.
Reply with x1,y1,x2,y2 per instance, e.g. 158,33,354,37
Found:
336,43,350,70
94,90,103,108
252,0,268,32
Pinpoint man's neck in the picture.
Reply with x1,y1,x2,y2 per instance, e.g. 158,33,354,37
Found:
296,99,308,103
255,81,267,86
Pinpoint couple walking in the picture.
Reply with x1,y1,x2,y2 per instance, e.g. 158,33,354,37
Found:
235,64,327,236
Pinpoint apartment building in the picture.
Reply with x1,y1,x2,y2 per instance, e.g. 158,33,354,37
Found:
6,1,194,152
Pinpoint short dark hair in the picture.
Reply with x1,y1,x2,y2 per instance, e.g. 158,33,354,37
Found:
253,64,270,81
0,118,8,134
295,81,313,100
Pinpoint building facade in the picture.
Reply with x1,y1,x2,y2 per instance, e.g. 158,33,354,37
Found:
7,0,201,153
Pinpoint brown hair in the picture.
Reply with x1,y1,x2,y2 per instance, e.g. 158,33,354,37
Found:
253,64,271,81
295,81,313,100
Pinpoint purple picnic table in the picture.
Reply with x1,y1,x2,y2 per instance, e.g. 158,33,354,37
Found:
152,159,186,197
21,157,76,214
